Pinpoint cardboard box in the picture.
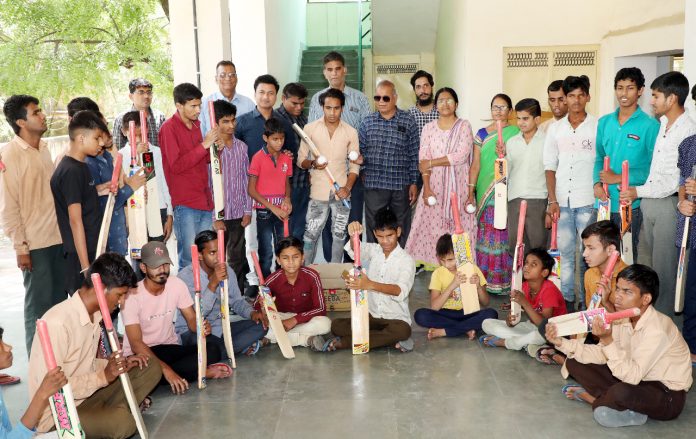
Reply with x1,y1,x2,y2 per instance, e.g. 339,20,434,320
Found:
310,263,353,311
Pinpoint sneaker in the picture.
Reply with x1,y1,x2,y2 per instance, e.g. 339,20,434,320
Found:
593,406,648,427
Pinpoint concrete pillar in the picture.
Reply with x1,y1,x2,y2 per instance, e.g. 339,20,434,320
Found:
229,0,268,97
684,0,696,119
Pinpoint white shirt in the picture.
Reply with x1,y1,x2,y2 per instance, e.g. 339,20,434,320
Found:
118,143,173,214
636,112,696,199
506,129,547,200
344,241,415,324
543,113,598,208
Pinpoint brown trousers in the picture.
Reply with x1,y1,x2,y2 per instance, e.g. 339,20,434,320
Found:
77,360,162,439
566,359,686,420
331,315,411,349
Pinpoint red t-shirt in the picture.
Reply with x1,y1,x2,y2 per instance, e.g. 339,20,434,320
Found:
248,147,293,209
523,279,567,317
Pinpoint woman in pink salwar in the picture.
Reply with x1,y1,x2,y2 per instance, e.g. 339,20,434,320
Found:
406,87,476,269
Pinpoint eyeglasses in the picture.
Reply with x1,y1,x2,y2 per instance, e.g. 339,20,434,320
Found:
134,90,153,96
373,95,391,102
492,105,509,112
218,73,238,79
437,98,455,106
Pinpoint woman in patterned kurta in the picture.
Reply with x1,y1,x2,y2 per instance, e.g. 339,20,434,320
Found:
406,88,476,269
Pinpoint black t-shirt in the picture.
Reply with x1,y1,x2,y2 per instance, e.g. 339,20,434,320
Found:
50,156,102,255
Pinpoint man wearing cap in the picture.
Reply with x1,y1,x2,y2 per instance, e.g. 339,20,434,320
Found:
112,78,167,150
121,241,231,394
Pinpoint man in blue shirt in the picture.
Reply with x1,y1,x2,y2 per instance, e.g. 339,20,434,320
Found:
360,80,419,246
593,67,659,258
199,60,255,136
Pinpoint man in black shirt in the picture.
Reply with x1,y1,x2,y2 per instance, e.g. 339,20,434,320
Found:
51,110,108,293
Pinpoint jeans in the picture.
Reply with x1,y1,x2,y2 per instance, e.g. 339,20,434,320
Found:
180,319,267,359
322,177,365,262
256,208,284,279
173,205,213,269
304,198,350,264
558,205,593,303
290,186,310,241
683,247,696,354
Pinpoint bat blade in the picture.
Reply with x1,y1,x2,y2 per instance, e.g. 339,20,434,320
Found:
350,233,369,354
675,165,696,313
191,245,207,389
548,216,561,289
141,151,163,238
620,160,633,264
449,193,480,314
127,118,147,259
597,156,611,221
510,200,527,323
493,157,507,230
96,153,123,256
217,230,236,368
550,307,640,337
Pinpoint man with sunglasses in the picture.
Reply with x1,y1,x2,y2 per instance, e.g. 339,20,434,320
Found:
359,80,420,246
112,78,167,149
200,60,255,136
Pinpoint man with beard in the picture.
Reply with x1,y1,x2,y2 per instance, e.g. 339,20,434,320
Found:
122,242,230,395
407,70,438,136
539,80,568,133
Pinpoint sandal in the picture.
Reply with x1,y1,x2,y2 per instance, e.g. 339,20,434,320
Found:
499,302,511,311
562,384,588,402
244,339,262,357
478,334,502,347
207,362,233,379
324,336,341,352
139,395,152,413
0,374,20,386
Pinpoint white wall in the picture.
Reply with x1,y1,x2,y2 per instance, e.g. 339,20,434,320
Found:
684,0,696,119
306,1,361,47
265,0,307,88
230,0,268,97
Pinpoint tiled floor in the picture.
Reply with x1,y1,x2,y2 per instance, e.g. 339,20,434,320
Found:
1,238,695,438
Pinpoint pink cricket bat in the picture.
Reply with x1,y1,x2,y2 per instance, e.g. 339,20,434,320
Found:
217,230,236,368
597,156,611,221
620,160,633,264
191,245,207,389
350,232,369,354
92,274,148,438
96,153,123,256
548,214,561,290
493,120,508,230
36,320,85,438
549,307,640,337
587,251,620,311
510,200,527,324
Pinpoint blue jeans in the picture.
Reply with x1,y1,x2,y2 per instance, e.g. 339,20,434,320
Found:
290,186,310,241
683,247,696,354
303,198,350,264
180,319,267,360
558,205,593,303
173,205,213,269
256,208,284,278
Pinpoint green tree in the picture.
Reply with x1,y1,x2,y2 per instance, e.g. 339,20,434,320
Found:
0,0,172,138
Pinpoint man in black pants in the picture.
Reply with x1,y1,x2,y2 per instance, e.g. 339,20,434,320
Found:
121,242,230,394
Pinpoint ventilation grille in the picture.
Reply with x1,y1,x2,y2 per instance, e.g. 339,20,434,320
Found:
375,63,419,74
554,51,596,67
507,52,548,68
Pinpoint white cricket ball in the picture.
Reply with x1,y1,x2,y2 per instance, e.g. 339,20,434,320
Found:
348,151,359,161
465,204,476,214
316,156,327,165
427,196,437,206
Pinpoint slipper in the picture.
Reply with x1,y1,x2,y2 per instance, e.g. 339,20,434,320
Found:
207,362,233,379
395,337,414,353
323,336,341,352
139,396,152,413
478,334,502,347
499,302,511,311
244,339,262,357
562,384,587,402
0,374,20,386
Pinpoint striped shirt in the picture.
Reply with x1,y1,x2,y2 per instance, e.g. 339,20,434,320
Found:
308,85,371,130
407,105,439,137
220,137,252,219
112,106,166,150
359,109,420,190
265,266,325,324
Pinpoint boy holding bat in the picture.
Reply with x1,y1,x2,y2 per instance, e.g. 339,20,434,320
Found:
581,221,627,311
545,265,692,428
27,253,161,438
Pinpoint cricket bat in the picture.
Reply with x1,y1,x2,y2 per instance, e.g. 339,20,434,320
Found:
586,250,621,311
349,232,369,354
510,200,527,324
140,111,163,238
126,121,148,259
450,192,480,314
191,244,207,389
292,123,351,209
548,307,640,337
91,274,148,439
96,153,123,256
251,251,295,359
36,320,85,439
217,230,236,368
620,160,633,264
548,214,561,290
493,120,507,230
597,156,611,221
208,102,226,221
675,164,696,312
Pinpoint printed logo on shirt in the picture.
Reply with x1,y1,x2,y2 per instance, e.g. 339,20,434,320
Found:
582,139,593,150
627,134,640,141
282,163,288,174
147,309,173,321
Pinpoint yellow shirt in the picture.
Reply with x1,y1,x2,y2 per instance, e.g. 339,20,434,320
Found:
583,259,628,308
429,265,487,310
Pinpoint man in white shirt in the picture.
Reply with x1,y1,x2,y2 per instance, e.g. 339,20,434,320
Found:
620,72,696,314
544,75,597,311
199,60,255,136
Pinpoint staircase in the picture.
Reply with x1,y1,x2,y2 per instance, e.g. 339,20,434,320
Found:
298,46,363,111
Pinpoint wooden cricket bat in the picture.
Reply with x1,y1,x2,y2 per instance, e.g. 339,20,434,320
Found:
96,153,122,256
36,319,85,439
251,251,295,359
292,123,351,209
140,111,163,238
493,120,507,230
510,200,527,324
675,164,696,312
126,121,148,259
208,102,226,221
597,156,611,221
349,232,370,354
91,274,148,439
548,215,561,290
191,245,207,389
620,160,633,264
217,230,236,368
549,307,640,337
450,192,480,314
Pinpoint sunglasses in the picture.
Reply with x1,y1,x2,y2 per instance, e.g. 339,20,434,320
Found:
373,95,392,103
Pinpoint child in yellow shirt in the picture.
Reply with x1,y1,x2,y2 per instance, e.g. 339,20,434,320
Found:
582,220,626,311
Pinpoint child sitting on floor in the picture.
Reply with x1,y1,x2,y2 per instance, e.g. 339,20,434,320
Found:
414,234,498,340
582,220,626,312
480,248,566,350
